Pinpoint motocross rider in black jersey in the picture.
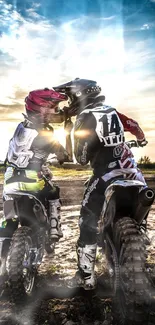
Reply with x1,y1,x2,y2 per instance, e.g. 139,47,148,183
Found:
3,88,70,242
54,78,148,289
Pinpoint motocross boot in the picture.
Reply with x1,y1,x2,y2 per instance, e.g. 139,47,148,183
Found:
48,199,63,242
75,243,97,290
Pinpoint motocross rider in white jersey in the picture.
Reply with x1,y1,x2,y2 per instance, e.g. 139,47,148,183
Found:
3,88,70,242
54,78,148,289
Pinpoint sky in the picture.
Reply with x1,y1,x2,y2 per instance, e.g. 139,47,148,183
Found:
0,0,155,161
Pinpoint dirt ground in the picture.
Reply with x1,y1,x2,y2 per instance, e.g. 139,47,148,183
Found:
0,176,155,325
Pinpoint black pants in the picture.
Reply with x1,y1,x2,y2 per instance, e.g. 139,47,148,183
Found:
38,182,60,203
78,175,121,245
36,182,61,216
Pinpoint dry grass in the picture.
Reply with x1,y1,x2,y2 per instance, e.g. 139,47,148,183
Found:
0,167,92,182
0,167,155,182
0,173,3,182
51,166,92,177
142,169,155,174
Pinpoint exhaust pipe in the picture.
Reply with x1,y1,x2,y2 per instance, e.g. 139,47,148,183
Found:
33,204,46,225
134,188,155,224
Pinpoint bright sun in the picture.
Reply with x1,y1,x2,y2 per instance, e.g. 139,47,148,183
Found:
54,127,66,147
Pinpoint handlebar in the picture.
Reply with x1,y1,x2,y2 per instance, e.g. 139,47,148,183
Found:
125,140,139,148
126,140,148,148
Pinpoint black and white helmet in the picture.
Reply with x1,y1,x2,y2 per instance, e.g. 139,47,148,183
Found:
53,78,105,116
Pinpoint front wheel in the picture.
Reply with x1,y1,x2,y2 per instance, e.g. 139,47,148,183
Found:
7,226,36,304
113,217,151,325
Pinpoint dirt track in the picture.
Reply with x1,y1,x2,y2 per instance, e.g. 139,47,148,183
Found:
0,176,155,325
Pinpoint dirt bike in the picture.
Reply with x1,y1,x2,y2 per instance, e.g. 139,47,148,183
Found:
98,140,155,324
0,160,57,304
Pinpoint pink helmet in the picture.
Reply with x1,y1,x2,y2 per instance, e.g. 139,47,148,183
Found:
25,88,68,125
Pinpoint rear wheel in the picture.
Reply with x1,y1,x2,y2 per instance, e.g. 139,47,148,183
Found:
113,217,151,325
7,226,36,304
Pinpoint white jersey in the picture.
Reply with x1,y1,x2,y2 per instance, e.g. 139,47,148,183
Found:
7,123,38,168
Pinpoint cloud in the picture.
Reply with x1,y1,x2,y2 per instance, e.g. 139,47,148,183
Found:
0,1,154,92
141,23,150,30
0,1,126,110
0,101,24,121
0,84,27,118
0,1,155,139
99,15,116,20
0,2,154,162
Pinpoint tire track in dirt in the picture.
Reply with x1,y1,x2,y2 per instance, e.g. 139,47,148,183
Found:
0,204,112,325
0,178,155,325
0,206,155,325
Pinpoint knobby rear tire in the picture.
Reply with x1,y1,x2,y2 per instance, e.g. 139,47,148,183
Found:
113,217,151,325
7,226,35,304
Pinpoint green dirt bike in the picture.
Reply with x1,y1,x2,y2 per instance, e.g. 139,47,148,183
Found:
98,140,155,324
0,160,56,304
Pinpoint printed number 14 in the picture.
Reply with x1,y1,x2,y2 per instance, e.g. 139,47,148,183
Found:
99,114,121,137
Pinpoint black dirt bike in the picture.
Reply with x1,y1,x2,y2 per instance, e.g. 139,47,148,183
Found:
98,140,155,324
0,161,56,304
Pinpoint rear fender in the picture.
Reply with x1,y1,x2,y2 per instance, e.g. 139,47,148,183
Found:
101,179,145,228
3,192,47,226
3,199,17,221
106,179,145,192
101,190,116,228
0,238,4,259
0,237,11,277
0,238,11,258
16,195,47,226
